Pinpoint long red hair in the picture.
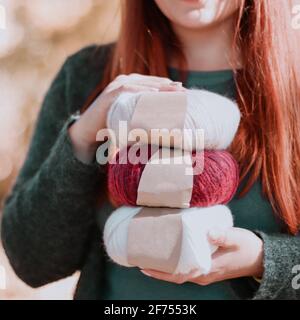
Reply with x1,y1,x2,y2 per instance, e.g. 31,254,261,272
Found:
87,0,300,234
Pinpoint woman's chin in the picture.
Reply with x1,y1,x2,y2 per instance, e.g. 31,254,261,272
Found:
174,14,216,30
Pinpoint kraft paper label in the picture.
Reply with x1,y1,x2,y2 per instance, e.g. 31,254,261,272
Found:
136,148,193,208
127,207,183,273
129,92,187,147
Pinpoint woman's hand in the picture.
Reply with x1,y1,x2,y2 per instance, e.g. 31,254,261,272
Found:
68,74,184,164
140,227,264,285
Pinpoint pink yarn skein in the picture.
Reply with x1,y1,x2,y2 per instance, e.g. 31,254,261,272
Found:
108,145,239,208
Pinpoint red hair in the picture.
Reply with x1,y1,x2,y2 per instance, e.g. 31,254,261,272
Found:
86,0,300,234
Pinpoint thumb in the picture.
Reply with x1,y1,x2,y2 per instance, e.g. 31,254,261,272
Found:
208,227,240,249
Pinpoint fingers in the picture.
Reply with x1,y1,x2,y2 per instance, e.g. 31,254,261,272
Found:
114,84,160,94
90,77,184,125
191,271,228,286
112,74,184,91
140,269,189,284
208,227,240,249
159,84,186,92
117,73,175,84
130,81,182,89
108,83,184,99
191,275,214,286
141,268,228,286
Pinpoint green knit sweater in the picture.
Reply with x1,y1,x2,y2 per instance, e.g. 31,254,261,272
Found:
1,44,300,300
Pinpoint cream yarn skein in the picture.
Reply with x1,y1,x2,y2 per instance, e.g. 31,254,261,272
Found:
107,89,241,151
103,205,233,276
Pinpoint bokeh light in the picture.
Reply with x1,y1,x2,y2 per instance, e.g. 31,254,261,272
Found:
0,0,120,300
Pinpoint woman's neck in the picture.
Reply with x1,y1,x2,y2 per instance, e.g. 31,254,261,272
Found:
171,14,242,72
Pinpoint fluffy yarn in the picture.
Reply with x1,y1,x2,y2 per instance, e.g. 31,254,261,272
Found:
108,145,239,208
103,205,234,276
107,89,241,151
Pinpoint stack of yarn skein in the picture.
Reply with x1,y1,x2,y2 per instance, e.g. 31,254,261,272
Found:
103,89,240,276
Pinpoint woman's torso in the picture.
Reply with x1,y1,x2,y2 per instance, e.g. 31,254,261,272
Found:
73,53,282,299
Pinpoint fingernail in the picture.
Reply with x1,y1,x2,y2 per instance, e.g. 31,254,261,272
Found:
171,82,183,86
141,270,152,277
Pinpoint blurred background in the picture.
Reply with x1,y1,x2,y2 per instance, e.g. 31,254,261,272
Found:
1,0,300,301
0,0,120,300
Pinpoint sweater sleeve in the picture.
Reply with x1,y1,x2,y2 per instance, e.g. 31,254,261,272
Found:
252,232,300,300
1,54,105,288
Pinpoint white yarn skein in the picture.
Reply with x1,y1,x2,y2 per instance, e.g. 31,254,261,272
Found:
107,89,241,151
103,205,233,276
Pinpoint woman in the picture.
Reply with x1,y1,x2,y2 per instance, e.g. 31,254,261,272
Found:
1,0,300,300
